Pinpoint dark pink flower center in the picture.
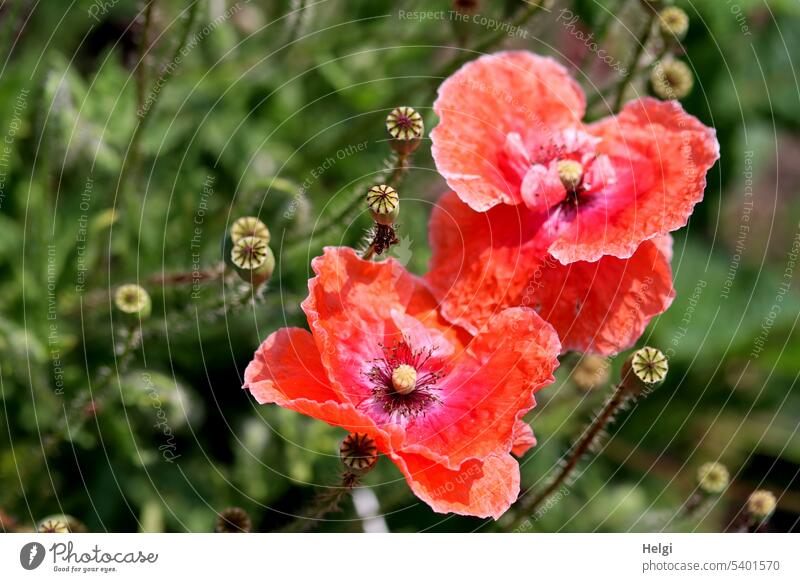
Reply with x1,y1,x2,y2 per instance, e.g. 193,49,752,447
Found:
365,341,443,419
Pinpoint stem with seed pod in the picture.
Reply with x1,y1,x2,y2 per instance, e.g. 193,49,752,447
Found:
508,384,630,530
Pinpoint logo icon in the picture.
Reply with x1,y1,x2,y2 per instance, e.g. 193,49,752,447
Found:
20,542,46,570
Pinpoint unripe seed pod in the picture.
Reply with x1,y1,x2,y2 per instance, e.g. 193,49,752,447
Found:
340,432,378,474
231,216,270,245
697,462,729,494
386,106,424,155
620,346,668,394
747,490,777,520
651,59,694,100
231,236,275,286
658,6,689,40
367,184,400,226
114,284,151,318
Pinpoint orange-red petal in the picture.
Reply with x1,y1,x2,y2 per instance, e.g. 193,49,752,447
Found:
392,451,520,520
426,192,675,355
400,307,560,466
511,421,536,457
431,51,586,211
548,97,719,263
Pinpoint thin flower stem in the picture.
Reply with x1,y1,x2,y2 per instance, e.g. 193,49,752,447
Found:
427,0,547,101
285,151,408,247
508,384,629,531
135,1,157,114
361,243,376,261
613,9,656,112
120,1,200,240
279,472,360,533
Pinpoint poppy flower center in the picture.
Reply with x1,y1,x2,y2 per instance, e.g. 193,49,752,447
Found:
365,341,443,419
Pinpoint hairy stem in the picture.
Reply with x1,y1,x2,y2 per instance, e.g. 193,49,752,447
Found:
508,384,630,531
613,8,656,112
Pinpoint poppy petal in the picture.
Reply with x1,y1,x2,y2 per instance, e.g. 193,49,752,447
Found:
432,51,586,212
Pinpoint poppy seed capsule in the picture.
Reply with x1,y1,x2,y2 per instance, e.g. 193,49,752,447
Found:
392,364,418,395
114,284,151,318
651,60,694,100
367,184,400,226
658,6,689,40
231,236,275,285
231,216,270,245
557,159,584,193
340,432,378,474
386,106,424,155
215,507,252,533
747,490,777,520
620,346,668,394
697,462,729,494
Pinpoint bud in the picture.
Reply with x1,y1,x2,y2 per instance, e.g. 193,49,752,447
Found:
571,355,610,391
651,59,694,100
215,507,252,533
366,184,399,226
658,6,689,41
114,284,151,318
386,106,424,155
231,216,270,244
231,236,275,286
620,346,668,394
746,490,777,520
339,432,378,474
696,462,729,494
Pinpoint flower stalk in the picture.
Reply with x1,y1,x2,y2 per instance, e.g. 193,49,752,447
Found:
509,347,667,531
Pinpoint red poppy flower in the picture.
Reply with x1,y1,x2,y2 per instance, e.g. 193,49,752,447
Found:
425,192,675,355
430,51,719,264
243,247,560,519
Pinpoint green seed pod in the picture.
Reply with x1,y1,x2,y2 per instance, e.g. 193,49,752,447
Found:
367,184,399,226
231,236,275,286
620,346,668,394
697,462,729,494
747,490,777,520
658,6,689,41
386,106,424,155
651,59,694,100
114,284,151,318
231,216,270,245
340,432,378,474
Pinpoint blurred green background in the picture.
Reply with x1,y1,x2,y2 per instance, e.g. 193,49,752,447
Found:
0,0,798,532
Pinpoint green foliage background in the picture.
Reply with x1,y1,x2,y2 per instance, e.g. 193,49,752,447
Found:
0,0,798,532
